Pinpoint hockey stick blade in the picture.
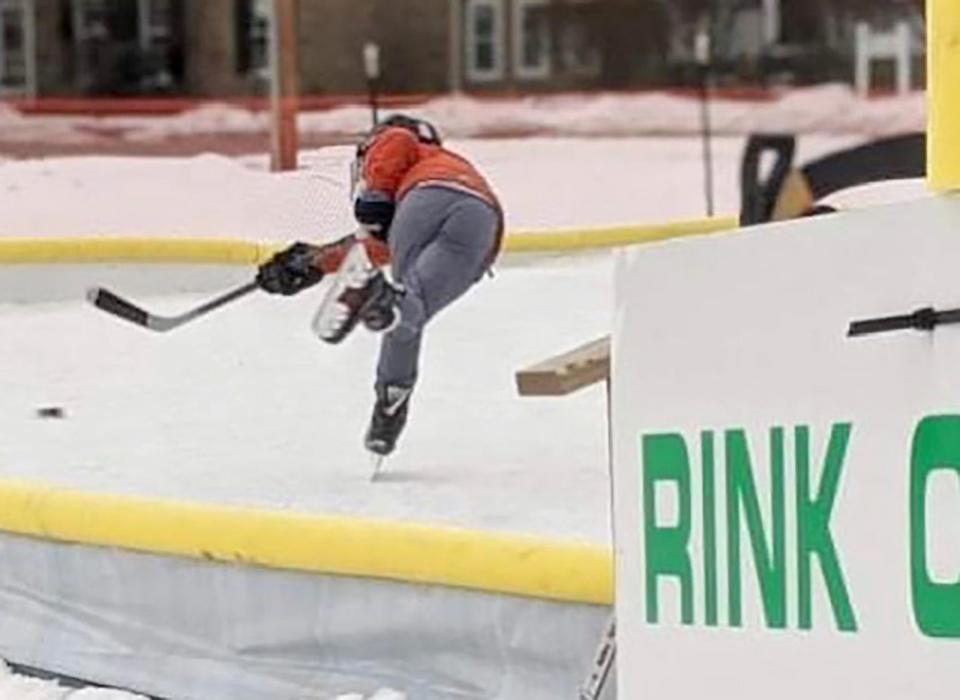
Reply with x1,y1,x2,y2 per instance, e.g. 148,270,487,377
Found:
87,281,259,333
87,287,150,328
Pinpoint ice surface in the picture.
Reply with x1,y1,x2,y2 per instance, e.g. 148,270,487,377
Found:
0,137,927,545
0,134,930,698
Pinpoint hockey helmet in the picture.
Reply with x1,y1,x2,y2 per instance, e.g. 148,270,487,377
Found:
374,114,442,146
351,114,442,198
357,114,442,157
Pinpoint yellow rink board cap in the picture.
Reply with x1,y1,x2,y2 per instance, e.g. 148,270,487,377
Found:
0,479,613,605
0,237,268,265
0,216,736,265
928,0,960,191
505,216,737,252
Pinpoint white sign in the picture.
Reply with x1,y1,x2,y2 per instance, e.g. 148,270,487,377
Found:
613,195,960,699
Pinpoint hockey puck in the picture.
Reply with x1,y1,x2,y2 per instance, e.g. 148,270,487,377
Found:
35,406,65,419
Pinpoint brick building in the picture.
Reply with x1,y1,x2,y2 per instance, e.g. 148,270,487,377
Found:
0,0,926,99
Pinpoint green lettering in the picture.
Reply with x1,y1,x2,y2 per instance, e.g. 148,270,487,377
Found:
910,416,960,638
702,430,718,626
642,433,694,625
796,424,857,632
726,428,787,628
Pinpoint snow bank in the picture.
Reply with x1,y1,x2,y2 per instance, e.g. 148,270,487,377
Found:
0,103,96,145
119,103,270,142
1,85,926,146
0,151,355,239
146,85,927,140
0,135,886,241
380,85,926,136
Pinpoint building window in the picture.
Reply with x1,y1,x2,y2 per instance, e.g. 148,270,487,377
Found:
71,0,110,43
138,0,174,50
559,1,600,78
0,0,27,91
561,21,599,77
137,0,180,91
514,0,550,79
70,0,182,94
466,0,504,82
235,0,270,80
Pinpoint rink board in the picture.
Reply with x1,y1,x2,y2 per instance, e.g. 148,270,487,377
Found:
0,213,730,265
0,209,734,698
613,194,960,698
0,481,611,699
0,215,731,304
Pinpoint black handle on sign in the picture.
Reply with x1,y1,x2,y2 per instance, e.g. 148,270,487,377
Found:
848,307,960,337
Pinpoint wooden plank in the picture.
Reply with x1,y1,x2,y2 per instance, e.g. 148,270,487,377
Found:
516,337,611,397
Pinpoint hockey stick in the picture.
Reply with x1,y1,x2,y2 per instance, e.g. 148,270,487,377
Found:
87,281,260,332
579,614,616,700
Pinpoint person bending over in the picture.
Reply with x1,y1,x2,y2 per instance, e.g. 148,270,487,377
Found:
257,115,503,457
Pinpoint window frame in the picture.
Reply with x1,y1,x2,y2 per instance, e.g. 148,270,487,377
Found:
513,0,551,80
465,0,505,83
0,0,28,93
137,0,175,51
71,0,108,43
235,0,271,78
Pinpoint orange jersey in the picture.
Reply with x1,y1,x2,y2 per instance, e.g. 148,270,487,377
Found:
312,235,390,275
359,127,504,262
361,127,501,208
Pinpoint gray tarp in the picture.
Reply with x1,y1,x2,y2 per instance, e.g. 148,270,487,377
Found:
0,532,613,699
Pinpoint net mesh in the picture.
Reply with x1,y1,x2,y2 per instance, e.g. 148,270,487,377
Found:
266,146,358,244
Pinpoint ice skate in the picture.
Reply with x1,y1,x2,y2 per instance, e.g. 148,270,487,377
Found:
364,385,412,462
360,278,403,333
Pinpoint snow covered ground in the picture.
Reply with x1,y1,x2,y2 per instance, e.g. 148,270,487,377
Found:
0,85,926,147
0,133,921,240
0,133,929,698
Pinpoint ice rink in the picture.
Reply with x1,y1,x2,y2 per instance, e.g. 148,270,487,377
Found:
0,134,928,698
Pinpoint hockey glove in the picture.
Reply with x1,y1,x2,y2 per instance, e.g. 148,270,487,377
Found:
257,242,326,296
354,193,395,241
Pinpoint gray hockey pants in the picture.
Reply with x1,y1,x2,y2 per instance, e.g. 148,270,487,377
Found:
376,186,499,390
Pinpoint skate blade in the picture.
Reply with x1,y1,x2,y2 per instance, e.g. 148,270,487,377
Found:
370,452,386,481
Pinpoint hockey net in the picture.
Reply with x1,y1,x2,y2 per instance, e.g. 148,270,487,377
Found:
266,146,359,245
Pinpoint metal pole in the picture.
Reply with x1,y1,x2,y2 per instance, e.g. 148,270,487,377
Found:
366,78,379,126
269,0,299,172
449,0,463,93
137,0,151,52
762,0,780,46
897,20,911,95
696,19,715,218
22,0,37,98
363,42,381,127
